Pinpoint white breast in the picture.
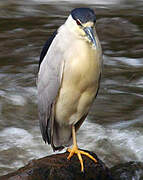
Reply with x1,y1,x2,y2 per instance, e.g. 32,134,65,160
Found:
55,34,102,126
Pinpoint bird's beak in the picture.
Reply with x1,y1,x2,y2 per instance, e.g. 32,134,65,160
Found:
84,27,96,47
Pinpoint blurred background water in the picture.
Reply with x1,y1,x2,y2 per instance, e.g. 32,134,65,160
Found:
0,0,143,176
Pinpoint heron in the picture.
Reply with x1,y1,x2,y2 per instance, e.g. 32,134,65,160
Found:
37,7,102,172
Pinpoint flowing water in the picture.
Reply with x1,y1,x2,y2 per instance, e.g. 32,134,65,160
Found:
0,0,143,176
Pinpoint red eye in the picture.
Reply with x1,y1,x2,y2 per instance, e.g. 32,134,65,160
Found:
76,19,82,26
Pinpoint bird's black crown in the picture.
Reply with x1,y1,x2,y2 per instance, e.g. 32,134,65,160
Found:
71,8,96,23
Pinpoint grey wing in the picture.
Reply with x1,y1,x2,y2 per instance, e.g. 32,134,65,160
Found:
37,38,65,144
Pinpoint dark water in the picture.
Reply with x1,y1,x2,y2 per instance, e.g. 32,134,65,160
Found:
0,0,143,176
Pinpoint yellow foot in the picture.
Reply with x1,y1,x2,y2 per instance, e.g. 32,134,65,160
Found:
67,146,97,172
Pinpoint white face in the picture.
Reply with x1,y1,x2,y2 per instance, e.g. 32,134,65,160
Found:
65,15,96,47
65,15,94,36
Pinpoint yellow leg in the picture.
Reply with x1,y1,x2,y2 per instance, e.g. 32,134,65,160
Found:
67,125,97,172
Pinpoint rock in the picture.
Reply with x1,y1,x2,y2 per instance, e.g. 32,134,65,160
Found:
110,161,143,180
0,150,113,180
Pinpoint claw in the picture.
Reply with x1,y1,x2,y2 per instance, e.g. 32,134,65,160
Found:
67,146,97,172
67,125,97,172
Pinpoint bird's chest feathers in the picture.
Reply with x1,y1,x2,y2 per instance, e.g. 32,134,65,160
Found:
64,43,100,89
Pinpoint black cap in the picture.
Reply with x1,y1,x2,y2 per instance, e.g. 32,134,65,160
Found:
71,8,96,23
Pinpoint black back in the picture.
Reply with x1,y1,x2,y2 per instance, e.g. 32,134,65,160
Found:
38,30,57,71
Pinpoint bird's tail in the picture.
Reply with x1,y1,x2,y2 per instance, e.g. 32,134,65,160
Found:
51,120,72,151
49,112,88,151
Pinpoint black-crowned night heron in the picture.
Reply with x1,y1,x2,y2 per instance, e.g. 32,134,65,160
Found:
37,8,102,172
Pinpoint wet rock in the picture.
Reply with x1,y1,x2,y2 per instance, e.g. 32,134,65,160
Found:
0,150,113,180
110,161,143,180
